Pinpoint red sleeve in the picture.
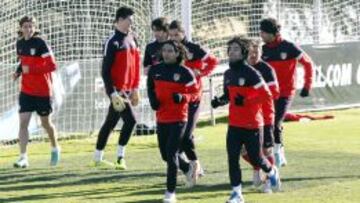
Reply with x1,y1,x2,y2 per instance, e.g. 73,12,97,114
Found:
181,71,198,103
132,49,141,89
298,53,313,90
268,83,280,100
244,84,272,105
200,54,218,77
28,54,56,74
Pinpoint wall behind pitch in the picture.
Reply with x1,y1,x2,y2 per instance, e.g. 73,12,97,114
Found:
292,41,360,110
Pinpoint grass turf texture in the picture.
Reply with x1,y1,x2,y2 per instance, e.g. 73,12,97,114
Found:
0,109,359,203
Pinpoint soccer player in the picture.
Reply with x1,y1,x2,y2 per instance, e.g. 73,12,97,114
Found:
244,39,280,192
93,7,141,170
260,18,313,167
13,16,60,168
169,20,218,182
147,40,198,203
143,17,169,74
211,37,281,203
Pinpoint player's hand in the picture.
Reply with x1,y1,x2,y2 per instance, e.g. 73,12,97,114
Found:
211,96,221,109
150,99,160,111
12,72,21,81
111,92,126,112
22,65,29,74
130,90,140,106
234,94,244,106
300,88,310,97
173,93,183,104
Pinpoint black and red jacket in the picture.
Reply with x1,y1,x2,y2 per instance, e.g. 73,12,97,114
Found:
253,60,279,125
181,38,218,102
102,29,141,96
223,60,271,129
147,62,197,123
143,40,164,68
262,35,313,97
16,36,56,97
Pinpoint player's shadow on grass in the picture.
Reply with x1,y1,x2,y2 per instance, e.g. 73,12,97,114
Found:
0,171,164,192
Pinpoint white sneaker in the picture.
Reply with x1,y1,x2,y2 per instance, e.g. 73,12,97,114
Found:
185,163,196,188
226,191,245,203
268,167,281,192
262,179,273,193
163,191,176,203
252,170,262,188
13,157,29,168
280,147,287,167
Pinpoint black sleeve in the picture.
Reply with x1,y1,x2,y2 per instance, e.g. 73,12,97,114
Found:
146,67,159,110
261,62,276,83
101,38,116,96
37,38,52,56
222,71,230,101
143,44,152,67
289,41,303,59
15,41,22,74
16,64,22,74
188,43,207,60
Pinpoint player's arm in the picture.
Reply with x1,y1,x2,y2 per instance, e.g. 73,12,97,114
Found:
173,68,198,104
266,63,280,99
199,53,218,77
146,67,160,110
143,44,152,75
101,39,116,96
211,72,229,108
298,52,313,97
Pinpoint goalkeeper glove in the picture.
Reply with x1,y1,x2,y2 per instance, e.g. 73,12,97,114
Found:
111,91,126,112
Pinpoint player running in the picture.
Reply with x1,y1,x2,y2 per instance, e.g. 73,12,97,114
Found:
242,39,280,192
168,20,218,183
260,18,313,167
147,40,198,203
13,16,60,168
211,37,281,203
93,7,141,170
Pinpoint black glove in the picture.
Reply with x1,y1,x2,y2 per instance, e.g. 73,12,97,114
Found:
173,93,183,104
150,100,160,111
234,94,244,106
211,97,221,109
300,88,310,97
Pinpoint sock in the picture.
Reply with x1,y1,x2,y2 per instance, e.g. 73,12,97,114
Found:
20,153,28,160
274,144,281,154
94,149,103,162
165,190,175,198
232,184,242,194
117,145,125,159
52,147,60,152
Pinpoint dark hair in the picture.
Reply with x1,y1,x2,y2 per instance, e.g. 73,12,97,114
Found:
18,16,40,37
115,6,134,21
227,36,251,58
152,17,169,32
169,20,185,33
260,18,281,35
161,40,186,64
